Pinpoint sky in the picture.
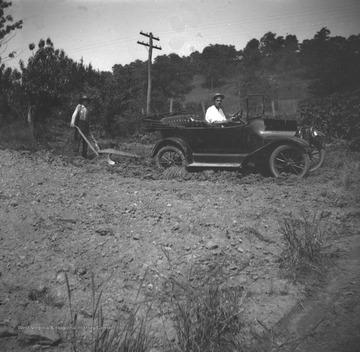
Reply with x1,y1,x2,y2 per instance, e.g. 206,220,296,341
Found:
4,0,360,72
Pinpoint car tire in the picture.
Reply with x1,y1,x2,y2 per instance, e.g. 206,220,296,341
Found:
309,142,325,171
156,145,186,169
269,144,310,177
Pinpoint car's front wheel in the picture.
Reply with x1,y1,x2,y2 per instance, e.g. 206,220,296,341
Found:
156,145,186,169
269,144,310,177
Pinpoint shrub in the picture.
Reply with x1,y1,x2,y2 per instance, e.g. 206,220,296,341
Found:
297,90,360,150
0,120,36,149
64,273,155,352
279,212,327,281
157,253,246,352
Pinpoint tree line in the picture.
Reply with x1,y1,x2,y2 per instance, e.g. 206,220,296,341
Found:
1,0,359,148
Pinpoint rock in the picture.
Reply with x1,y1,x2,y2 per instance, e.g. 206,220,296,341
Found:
206,241,219,250
238,276,247,285
0,325,17,338
237,247,244,253
172,223,180,231
37,283,47,294
77,268,86,275
28,285,47,301
95,227,114,236
56,272,66,284
79,309,92,318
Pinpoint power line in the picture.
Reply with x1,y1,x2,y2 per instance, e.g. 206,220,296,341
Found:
56,3,360,57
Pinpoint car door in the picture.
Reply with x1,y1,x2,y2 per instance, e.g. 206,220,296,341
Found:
188,124,252,155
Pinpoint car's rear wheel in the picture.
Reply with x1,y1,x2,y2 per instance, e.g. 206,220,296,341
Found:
269,144,310,177
156,146,186,169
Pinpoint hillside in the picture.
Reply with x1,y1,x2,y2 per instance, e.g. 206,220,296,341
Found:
184,72,309,119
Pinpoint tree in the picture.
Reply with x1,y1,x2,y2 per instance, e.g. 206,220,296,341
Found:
280,34,300,70
152,53,193,112
20,38,104,128
260,32,284,56
0,0,22,64
21,39,73,99
185,50,202,74
200,44,238,89
0,64,22,123
101,60,147,135
0,0,22,123
300,28,360,95
242,39,262,70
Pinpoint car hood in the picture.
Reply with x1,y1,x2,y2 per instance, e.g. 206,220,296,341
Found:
262,118,298,131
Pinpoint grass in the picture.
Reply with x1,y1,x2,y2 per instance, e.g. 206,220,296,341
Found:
64,272,155,352
324,148,360,205
166,283,246,352
0,121,36,150
155,248,248,352
278,212,329,282
162,165,191,180
62,262,252,352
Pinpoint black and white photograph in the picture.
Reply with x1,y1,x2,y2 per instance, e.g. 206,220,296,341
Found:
1,0,360,351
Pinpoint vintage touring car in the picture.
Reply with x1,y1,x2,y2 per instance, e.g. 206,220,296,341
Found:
145,96,325,178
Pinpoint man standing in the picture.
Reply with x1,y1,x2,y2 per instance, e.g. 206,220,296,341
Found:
70,95,91,158
205,93,234,124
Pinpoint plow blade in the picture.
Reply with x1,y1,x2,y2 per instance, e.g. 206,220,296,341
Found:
74,126,140,164
98,149,140,158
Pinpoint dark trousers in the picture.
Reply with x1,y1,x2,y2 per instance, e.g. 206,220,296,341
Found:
74,119,90,157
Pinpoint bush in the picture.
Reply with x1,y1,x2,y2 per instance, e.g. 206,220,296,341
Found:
64,272,155,352
297,90,360,150
279,212,327,281
156,251,246,352
0,120,36,149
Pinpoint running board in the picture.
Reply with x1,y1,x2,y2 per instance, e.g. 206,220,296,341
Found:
188,162,242,168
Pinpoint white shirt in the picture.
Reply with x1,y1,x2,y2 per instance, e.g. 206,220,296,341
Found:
205,105,227,123
71,104,89,126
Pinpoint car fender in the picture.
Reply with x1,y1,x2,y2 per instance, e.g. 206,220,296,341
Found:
243,136,310,163
151,137,193,161
264,135,310,148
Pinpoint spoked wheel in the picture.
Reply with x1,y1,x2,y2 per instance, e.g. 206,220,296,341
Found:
156,146,186,169
269,144,310,177
309,142,325,171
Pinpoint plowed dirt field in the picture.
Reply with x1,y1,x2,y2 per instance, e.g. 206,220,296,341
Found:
0,142,359,351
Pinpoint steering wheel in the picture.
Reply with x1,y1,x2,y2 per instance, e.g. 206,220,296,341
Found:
231,109,246,124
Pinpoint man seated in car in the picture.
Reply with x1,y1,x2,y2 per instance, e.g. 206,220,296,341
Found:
205,93,237,124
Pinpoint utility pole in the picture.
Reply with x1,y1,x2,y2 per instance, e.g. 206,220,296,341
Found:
137,31,161,115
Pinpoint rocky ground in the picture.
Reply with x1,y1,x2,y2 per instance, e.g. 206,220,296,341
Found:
0,139,359,351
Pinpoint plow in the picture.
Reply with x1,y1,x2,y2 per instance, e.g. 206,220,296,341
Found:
74,126,140,165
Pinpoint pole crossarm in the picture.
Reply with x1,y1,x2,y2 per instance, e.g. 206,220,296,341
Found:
140,31,160,41
137,40,161,50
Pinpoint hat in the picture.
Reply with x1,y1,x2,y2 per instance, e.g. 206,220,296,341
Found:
212,93,225,101
79,95,91,102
